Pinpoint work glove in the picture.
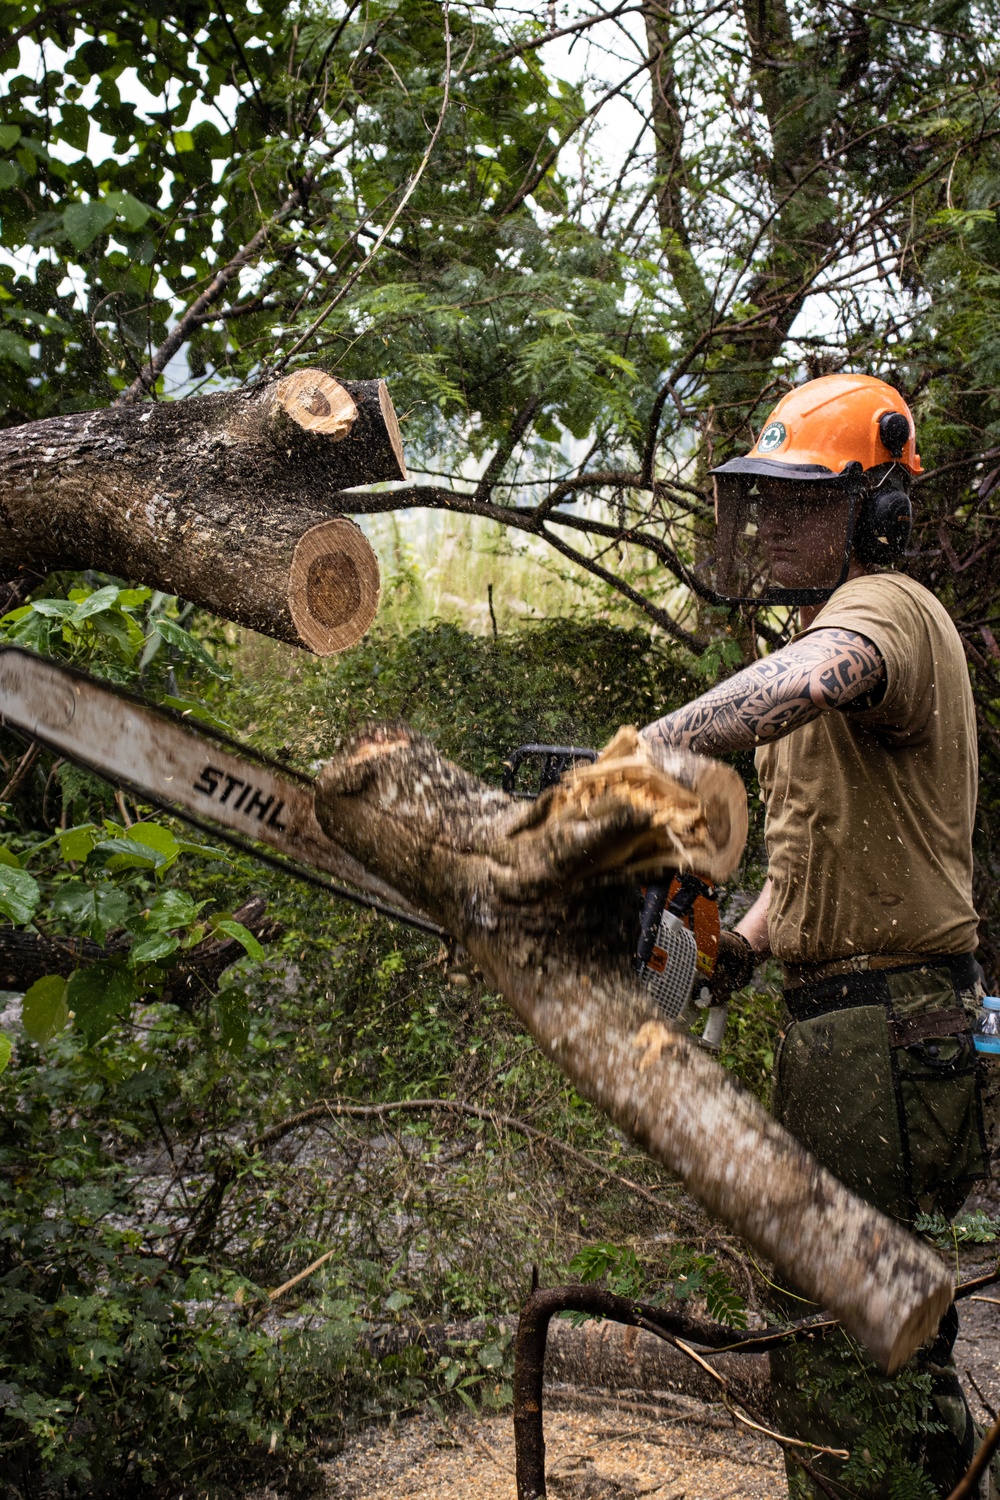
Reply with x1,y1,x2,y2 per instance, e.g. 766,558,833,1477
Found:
709,929,756,1006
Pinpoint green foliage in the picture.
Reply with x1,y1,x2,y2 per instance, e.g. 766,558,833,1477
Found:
0,581,218,682
664,1245,748,1329
0,594,725,1490
717,975,785,1105
785,1333,942,1500
568,1239,747,1328
232,618,695,782
915,1209,1000,1246
569,1242,646,1300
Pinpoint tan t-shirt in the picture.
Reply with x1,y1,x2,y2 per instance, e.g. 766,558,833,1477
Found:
755,571,978,963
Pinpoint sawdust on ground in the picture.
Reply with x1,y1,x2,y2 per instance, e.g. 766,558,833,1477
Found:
322,1400,786,1500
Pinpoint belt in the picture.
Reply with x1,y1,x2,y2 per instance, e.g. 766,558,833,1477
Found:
782,951,982,1027
783,951,981,990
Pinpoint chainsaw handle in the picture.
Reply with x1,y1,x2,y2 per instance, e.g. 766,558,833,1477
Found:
634,883,670,971
501,744,598,798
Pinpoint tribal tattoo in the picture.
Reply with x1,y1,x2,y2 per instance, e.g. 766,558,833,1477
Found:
642,628,885,757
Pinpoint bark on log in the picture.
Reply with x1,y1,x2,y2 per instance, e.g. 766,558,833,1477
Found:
0,370,403,654
314,723,953,1373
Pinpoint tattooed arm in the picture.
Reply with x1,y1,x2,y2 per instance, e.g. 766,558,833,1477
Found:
642,628,885,757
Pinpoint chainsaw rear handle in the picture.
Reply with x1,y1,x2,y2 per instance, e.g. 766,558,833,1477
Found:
501,744,598,798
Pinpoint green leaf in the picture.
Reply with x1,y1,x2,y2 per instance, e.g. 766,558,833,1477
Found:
0,1032,11,1074
63,198,117,252
212,919,264,963
88,838,165,873
143,888,203,931
27,598,75,618
0,329,31,368
58,825,98,862
152,618,230,678
59,103,90,153
51,881,132,944
22,975,69,1043
116,587,152,609
0,162,18,192
91,610,145,660
129,933,180,966
173,131,195,153
66,962,139,1046
70,585,120,622
125,823,179,859
5,611,53,653
104,189,151,230
0,866,40,925
0,846,20,869
161,696,234,734
0,127,21,150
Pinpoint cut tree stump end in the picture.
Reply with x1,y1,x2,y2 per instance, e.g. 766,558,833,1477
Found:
273,369,359,438
378,379,408,481
288,517,380,654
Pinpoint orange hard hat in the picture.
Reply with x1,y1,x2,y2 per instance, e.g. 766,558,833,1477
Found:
712,373,922,483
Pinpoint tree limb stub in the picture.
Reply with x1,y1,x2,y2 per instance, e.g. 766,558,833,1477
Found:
0,370,403,654
314,723,953,1373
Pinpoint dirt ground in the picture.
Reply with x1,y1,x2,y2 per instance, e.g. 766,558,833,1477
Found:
323,1399,786,1499
318,1262,1000,1500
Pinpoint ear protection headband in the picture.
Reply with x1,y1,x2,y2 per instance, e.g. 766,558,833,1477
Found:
854,413,913,565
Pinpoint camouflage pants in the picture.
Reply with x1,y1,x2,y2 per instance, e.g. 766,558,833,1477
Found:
769,963,992,1499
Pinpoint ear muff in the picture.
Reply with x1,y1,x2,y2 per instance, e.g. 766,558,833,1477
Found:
854,487,912,565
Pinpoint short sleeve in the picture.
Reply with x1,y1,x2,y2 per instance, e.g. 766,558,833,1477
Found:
798,574,934,743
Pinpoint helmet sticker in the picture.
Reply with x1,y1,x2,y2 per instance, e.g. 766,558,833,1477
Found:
757,421,787,453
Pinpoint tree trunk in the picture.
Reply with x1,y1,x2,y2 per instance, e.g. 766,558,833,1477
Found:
0,370,403,654
314,724,953,1374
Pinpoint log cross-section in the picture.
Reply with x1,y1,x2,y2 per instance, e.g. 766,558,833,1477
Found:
0,369,403,654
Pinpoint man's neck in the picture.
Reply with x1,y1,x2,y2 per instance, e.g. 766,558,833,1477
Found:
799,560,870,629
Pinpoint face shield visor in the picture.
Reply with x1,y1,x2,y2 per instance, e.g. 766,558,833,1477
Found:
712,463,863,607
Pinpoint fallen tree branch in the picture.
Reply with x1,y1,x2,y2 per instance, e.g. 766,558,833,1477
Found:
669,1336,848,1460
313,723,954,1372
0,896,280,1008
511,1284,844,1500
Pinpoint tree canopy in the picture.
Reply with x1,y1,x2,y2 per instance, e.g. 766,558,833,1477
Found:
2,0,999,648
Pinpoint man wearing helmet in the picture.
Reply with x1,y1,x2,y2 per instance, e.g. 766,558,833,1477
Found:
641,373,988,1497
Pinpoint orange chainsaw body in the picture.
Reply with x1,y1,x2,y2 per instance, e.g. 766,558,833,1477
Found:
645,875,720,984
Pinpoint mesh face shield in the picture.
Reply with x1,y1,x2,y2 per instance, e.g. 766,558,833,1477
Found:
713,470,860,607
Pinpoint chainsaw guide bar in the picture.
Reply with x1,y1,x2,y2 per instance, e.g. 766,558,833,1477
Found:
0,646,445,938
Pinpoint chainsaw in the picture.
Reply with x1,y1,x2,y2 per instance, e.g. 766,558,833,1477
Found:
503,745,724,1033
0,651,723,1028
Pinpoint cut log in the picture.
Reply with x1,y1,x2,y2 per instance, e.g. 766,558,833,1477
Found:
360,1315,771,1416
314,723,953,1373
0,369,403,654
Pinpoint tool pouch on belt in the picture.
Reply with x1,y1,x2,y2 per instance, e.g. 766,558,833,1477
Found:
773,959,988,1224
